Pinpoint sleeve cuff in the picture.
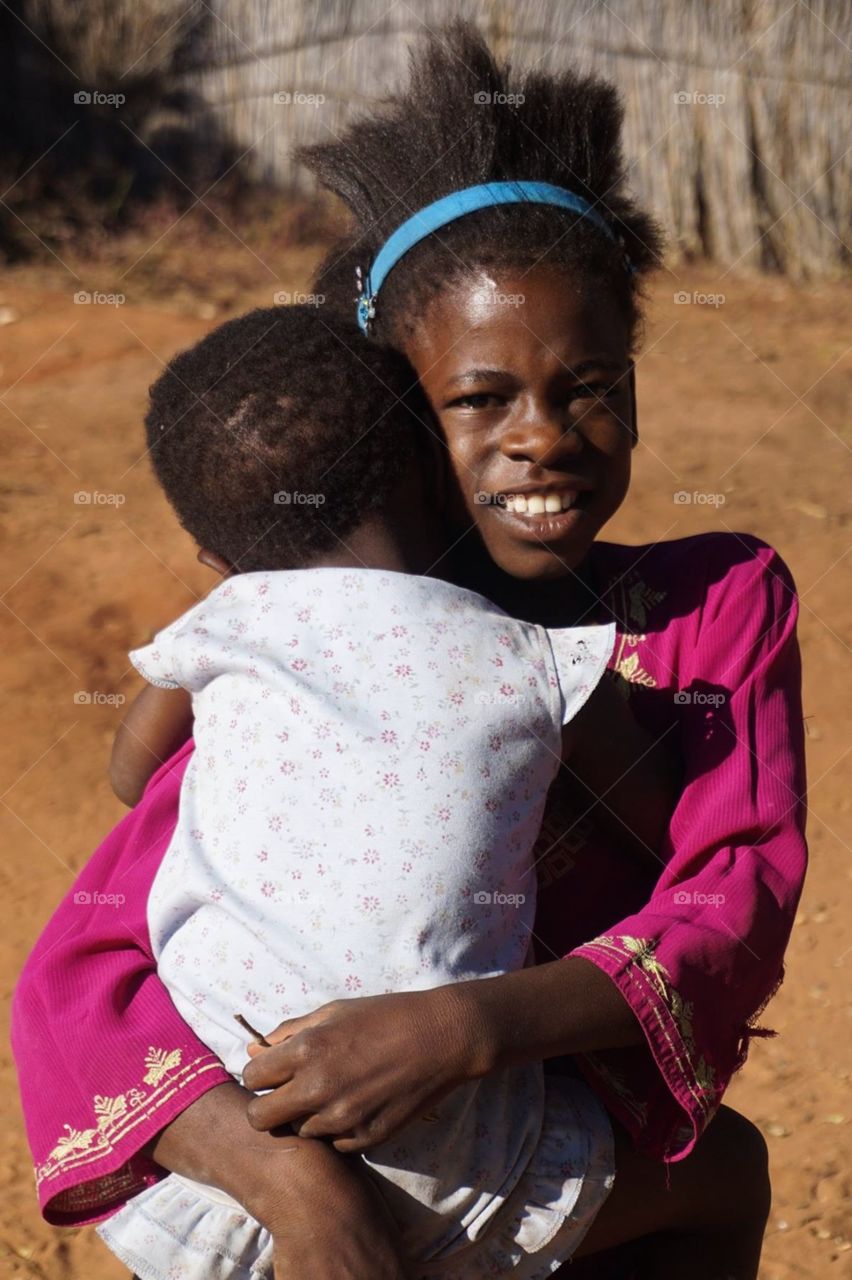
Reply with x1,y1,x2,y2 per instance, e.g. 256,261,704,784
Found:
37,1052,232,1226
570,933,722,1162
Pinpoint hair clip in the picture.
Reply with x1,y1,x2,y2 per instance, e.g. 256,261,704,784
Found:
355,265,376,334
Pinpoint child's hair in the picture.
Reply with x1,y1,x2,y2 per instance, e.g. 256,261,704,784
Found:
300,20,664,350
144,305,429,572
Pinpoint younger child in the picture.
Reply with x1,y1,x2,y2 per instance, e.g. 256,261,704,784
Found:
99,303,677,1280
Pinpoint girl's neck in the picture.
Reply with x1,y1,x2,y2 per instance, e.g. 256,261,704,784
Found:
443,540,601,627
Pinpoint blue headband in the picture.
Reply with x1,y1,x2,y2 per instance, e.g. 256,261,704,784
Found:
356,180,632,332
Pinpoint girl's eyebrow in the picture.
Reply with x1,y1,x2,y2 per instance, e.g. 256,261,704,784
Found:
444,358,626,392
444,368,516,391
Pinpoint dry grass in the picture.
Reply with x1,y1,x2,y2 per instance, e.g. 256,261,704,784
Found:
3,1,850,277
184,0,852,277
23,0,200,85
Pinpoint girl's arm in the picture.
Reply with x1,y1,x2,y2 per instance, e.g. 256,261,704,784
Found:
146,1082,409,1279
242,956,643,1148
12,741,232,1225
110,684,193,807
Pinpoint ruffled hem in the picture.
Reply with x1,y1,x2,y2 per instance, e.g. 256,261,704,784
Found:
415,1075,615,1279
97,1178,274,1280
97,1076,614,1280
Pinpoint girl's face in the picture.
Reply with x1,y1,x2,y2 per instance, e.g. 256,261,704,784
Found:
403,266,636,581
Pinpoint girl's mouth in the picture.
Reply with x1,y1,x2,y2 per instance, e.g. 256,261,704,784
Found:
485,488,594,544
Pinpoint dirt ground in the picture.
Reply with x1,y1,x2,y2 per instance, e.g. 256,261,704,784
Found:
0,237,850,1278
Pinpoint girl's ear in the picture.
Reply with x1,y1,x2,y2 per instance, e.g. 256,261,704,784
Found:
626,361,639,447
197,548,236,578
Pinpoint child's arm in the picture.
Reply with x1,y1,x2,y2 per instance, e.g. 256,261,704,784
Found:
110,683,193,807
561,676,681,864
110,550,231,807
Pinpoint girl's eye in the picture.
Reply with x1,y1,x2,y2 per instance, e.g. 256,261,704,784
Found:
448,392,503,410
572,381,618,402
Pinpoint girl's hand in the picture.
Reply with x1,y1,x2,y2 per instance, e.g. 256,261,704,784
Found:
264,1142,411,1279
241,986,491,1152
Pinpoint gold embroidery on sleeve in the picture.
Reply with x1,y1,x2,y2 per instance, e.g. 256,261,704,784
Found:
36,1046,223,1191
580,934,718,1118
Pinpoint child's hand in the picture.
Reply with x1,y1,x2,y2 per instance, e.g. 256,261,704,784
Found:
110,684,193,806
265,1141,410,1279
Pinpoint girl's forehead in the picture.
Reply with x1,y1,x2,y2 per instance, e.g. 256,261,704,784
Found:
407,269,630,381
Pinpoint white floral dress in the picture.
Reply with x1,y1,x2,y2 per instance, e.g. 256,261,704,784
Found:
98,568,616,1279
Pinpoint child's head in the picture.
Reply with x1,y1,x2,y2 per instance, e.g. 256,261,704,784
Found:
145,306,437,573
300,22,664,582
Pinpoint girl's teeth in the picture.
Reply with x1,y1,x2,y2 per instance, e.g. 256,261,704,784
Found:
502,491,585,515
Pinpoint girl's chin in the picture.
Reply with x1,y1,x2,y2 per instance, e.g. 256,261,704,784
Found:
491,539,591,582
475,503,601,581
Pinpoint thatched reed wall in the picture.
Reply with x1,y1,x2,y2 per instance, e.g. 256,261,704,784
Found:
180,0,851,278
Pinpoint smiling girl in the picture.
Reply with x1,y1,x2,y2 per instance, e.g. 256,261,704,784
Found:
14,21,807,1280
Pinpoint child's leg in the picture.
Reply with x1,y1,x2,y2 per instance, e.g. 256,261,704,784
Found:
567,1105,771,1280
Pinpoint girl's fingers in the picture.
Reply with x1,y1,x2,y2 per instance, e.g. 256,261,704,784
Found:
246,1082,312,1132
258,1012,316,1046
242,1042,298,1091
289,1111,341,1140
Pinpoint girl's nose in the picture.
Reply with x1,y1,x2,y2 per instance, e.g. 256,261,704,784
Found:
501,408,583,467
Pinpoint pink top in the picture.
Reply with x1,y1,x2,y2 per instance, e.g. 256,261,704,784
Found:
11,533,808,1226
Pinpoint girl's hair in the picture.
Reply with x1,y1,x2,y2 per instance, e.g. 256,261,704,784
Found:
300,20,664,350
